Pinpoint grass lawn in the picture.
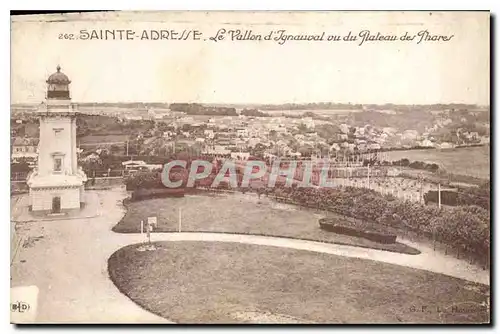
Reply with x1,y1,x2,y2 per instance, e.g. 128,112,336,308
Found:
112,192,420,255
108,241,490,324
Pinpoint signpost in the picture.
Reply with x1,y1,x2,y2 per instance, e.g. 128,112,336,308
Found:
147,216,157,229
146,223,151,244
146,216,157,244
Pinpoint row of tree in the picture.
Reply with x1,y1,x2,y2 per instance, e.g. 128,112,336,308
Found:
169,103,238,116
257,102,483,112
239,108,270,117
380,159,439,172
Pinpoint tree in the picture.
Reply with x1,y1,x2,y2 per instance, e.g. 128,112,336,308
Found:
11,158,32,179
181,124,193,132
79,154,102,176
251,143,267,158
269,130,278,141
110,144,122,155
241,108,268,117
297,123,308,133
316,124,341,140
298,145,313,157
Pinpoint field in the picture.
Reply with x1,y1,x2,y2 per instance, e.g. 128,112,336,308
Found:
78,134,130,145
113,192,419,254
108,241,489,324
263,109,363,116
384,146,490,179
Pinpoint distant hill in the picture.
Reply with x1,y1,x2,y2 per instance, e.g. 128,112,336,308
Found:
11,102,488,112
75,102,170,109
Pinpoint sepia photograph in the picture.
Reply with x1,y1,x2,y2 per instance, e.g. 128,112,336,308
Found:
10,10,490,324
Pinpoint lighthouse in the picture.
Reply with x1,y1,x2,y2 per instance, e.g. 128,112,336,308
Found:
27,66,87,213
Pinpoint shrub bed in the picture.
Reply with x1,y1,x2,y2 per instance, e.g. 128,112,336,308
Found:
319,218,397,244
131,188,187,201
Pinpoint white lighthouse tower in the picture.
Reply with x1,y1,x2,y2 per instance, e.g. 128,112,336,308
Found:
27,66,87,213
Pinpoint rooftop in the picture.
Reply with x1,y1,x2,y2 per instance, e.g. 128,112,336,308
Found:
46,65,71,85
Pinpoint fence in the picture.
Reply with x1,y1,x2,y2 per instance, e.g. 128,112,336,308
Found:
10,170,131,181
10,172,30,181
85,176,125,189
85,170,130,178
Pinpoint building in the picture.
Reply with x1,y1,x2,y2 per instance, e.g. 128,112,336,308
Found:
230,152,250,160
438,142,454,149
420,139,434,147
11,137,39,161
303,117,315,130
202,145,231,156
236,127,249,138
122,160,162,172
124,115,142,121
27,66,87,213
204,129,215,139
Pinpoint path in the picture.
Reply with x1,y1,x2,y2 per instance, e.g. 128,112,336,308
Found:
123,232,489,286
10,187,489,323
11,189,171,324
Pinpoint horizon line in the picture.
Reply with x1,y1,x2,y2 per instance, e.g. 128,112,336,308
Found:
10,101,491,108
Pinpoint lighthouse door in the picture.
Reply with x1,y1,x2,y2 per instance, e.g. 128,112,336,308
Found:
52,196,61,213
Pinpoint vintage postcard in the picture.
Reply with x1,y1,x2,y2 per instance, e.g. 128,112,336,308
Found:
10,11,490,324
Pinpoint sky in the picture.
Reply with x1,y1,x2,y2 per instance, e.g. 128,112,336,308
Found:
11,11,490,105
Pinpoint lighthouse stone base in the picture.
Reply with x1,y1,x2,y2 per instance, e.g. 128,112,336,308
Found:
12,190,101,223
27,172,87,214
30,186,84,212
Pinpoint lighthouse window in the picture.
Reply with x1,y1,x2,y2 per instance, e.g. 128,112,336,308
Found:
53,157,62,172
53,128,63,136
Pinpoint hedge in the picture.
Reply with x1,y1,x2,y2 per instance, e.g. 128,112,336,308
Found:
261,185,490,266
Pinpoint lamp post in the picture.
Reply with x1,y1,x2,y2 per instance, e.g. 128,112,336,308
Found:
438,183,442,209
367,163,370,189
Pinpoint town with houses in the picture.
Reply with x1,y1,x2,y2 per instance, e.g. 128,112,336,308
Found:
11,102,490,169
